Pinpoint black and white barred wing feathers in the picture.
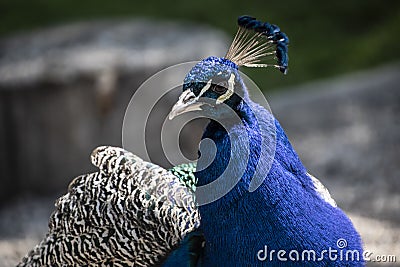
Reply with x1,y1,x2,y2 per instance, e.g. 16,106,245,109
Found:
18,146,200,267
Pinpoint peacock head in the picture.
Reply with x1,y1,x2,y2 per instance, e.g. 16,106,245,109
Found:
169,15,289,120
168,56,247,119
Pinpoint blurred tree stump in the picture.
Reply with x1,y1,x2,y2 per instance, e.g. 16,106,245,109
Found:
0,19,228,203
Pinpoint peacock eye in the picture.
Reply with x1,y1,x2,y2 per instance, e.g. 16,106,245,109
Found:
212,81,228,94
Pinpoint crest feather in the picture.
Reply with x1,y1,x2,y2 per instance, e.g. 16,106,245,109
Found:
225,16,289,74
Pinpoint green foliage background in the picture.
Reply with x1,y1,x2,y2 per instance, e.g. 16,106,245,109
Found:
1,0,399,90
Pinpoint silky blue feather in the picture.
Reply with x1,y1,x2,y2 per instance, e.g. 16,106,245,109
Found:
170,55,364,266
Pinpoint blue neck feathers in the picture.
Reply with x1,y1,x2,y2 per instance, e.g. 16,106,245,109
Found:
195,98,364,266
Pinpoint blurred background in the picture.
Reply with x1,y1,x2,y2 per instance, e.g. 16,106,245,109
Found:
0,0,399,266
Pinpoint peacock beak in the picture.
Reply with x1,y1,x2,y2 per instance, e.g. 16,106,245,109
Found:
168,89,204,120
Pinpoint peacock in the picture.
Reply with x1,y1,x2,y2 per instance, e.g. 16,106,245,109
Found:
18,16,364,266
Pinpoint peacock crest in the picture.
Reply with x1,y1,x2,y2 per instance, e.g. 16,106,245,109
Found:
225,15,289,74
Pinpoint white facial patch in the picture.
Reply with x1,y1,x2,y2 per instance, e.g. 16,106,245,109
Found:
168,89,203,120
216,73,235,104
181,89,196,102
198,79,212,99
